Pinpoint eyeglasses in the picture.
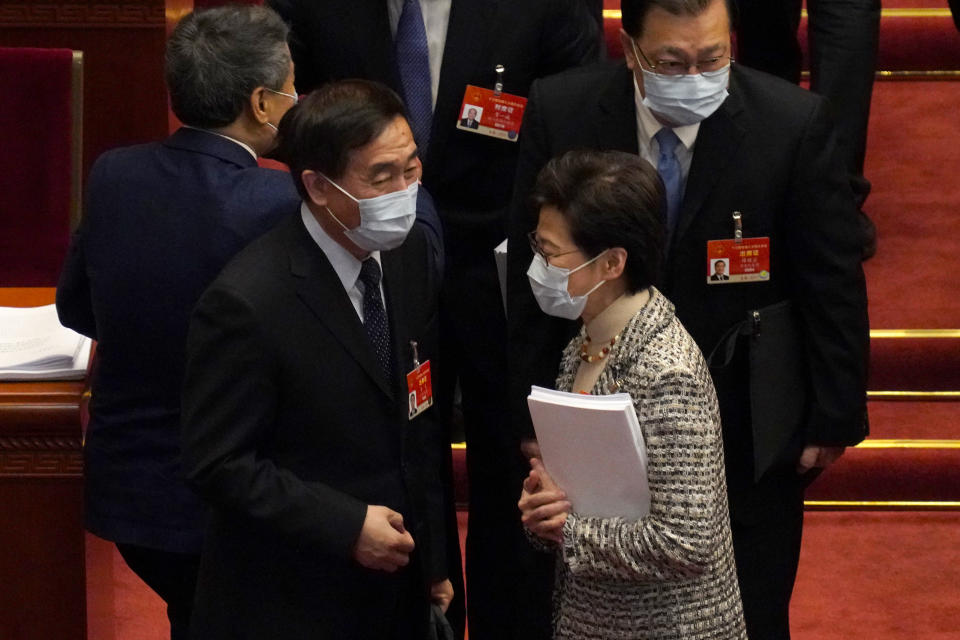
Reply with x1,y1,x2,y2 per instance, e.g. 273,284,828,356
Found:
265,87,300,102
635,45,733,77
528,231,580,263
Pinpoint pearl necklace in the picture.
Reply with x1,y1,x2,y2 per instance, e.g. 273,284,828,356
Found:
579,333,619,363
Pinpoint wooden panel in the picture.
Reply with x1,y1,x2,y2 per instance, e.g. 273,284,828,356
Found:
0,1,168,187
0,288,87,640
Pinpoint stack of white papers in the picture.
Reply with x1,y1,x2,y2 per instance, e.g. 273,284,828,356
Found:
0,304,91,380
527,386,650,519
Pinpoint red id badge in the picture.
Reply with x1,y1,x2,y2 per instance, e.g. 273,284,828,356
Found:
456,85,527,142
706,238,771,284
406,360,433,420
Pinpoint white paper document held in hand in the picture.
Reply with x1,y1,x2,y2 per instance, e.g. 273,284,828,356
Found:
527,385,650,519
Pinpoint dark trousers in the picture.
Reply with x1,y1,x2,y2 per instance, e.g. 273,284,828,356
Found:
735,0,880,206
728,467,806,640
438,252,530,639
116,543,201,640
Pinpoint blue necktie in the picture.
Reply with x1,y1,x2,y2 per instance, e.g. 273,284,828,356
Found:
395,0,433,153
654,127,683,244
359,258,393,380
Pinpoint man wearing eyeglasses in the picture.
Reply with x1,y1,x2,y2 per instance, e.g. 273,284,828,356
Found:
506,1,869,639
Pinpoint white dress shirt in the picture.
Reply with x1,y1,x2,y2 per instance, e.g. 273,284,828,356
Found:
632,75,700,195
300,202,385,321
387,0,452,109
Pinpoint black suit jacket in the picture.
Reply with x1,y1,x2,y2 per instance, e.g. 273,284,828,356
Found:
268,0,598,252
55,128,299,554
506,63,869,518
182,213,446,639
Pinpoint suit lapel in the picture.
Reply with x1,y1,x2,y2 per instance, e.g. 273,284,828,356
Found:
596,66,640,154
428,0,499,168
382,248,409,420
672,73,747,250
289,221,395,399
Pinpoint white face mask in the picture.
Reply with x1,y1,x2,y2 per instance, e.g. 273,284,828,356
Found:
321,175,418,252
631,41,730,127
527,251,606,320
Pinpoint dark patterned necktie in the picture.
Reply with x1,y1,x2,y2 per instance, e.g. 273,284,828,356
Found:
395,0,433,152
358,258,393,380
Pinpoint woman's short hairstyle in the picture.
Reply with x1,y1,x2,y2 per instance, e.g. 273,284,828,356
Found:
530,150,665,293
274,80,408,201
165,5,291,129
621,0,734,38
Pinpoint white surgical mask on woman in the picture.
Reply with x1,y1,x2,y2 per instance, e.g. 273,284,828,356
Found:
321,175,418,252
631,40,730,126
527,251,607,320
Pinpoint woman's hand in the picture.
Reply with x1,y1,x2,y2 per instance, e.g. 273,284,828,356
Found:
518,458,570,544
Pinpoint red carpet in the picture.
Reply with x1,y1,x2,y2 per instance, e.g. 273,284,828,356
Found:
791,512,960,639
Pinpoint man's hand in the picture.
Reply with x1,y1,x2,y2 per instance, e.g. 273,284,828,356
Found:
430,579,454,614
797,445,846,474
352,505,415,572
518,458,569,544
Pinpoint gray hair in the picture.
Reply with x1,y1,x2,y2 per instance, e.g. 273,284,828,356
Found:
621,0,733,37
165,5,291,128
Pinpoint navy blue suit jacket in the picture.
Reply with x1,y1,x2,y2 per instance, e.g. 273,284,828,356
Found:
56,127,300,553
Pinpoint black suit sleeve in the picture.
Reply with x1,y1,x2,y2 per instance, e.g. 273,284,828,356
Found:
784,97,869,446
415,186,445,279
537,0,601,73
56,157,104,339
181,283,368,559
506,79,580,440
267,0,321,92
55,224,97,339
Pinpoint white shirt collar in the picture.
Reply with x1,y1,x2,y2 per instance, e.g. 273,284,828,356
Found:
186,125,258,160
632,74,700,151
299,202,381,294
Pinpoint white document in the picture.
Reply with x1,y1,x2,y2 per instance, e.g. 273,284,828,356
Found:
493,238,507,314
0,304,91,380
527,385,650,519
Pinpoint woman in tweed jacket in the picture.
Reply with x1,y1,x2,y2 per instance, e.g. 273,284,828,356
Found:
519,150,747,639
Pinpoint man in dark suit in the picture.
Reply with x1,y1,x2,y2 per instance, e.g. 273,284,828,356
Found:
181,80,452,640
263,2,599,636
459,107,480,129
734,0,881,258
506,1,869,638
55,7,301,639
711,258,730,281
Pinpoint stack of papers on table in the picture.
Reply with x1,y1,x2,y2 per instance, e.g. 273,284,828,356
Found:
527,385,649,519
0,304,91,380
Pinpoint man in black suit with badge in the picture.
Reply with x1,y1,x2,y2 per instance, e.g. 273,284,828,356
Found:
263,2,600,636
181,80,452,640
506,1,869,639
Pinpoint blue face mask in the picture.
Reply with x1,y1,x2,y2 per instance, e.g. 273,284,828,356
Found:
630,40,730,127
527,251,607,320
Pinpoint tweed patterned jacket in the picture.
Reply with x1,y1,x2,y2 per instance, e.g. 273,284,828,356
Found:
544,288,747,639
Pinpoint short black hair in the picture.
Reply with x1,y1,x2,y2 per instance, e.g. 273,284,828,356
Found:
530,150,665,293
165,5,290,128
274,80,408,201
621,0,734,38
